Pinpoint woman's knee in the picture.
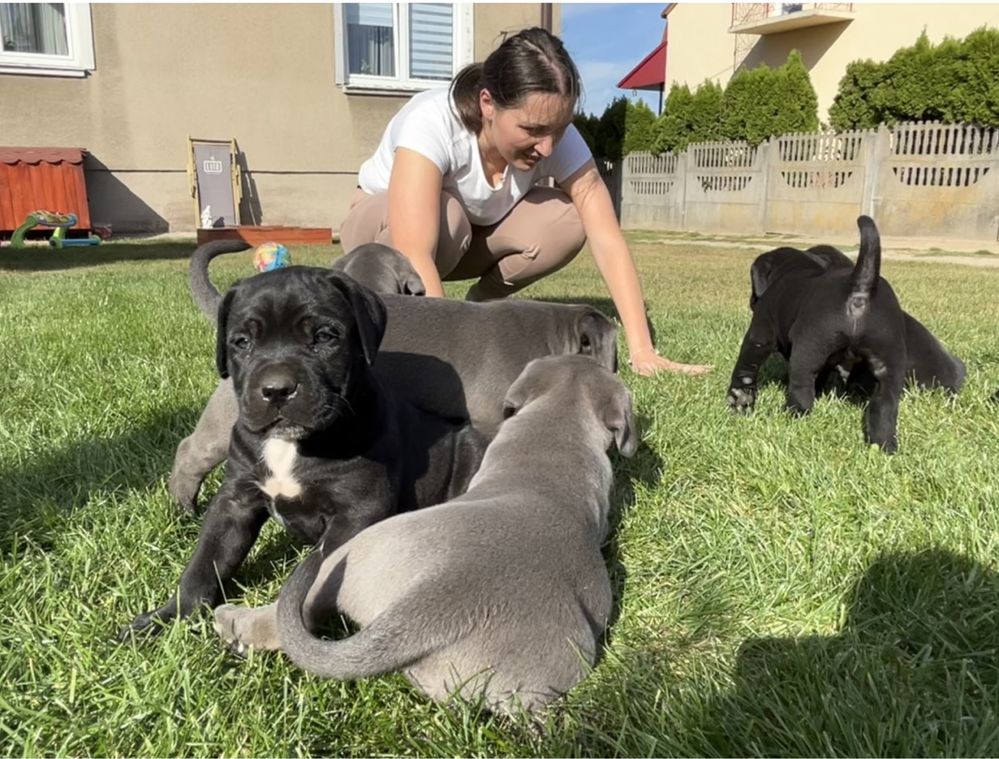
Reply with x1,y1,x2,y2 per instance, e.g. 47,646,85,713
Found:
517,188,587,270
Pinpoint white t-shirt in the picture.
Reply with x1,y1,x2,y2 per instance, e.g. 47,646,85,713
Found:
357,88,593,227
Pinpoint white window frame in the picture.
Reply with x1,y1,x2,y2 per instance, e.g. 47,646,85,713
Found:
333,3,474,94
0,2,95,77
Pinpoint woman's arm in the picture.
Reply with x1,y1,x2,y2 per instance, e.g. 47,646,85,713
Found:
561,160,711,377
387,148,447,297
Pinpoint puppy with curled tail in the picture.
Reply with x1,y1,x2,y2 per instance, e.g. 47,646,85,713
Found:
728,215,964,452
170,245,619,513
217,355,637,715
187,240,425,319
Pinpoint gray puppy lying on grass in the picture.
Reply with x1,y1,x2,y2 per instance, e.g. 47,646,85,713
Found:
213,355,637,715
170,242,619,512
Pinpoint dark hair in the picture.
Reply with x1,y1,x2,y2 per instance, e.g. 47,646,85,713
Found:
450,27,582,134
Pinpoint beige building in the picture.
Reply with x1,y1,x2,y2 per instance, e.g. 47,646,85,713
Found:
0,3,555,234
663,2,999,125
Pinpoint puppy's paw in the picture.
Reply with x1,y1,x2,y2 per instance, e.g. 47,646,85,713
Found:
214,604,250,656
727,386,756,413
167,475,200,515
214,603,280,655
117,606,175,642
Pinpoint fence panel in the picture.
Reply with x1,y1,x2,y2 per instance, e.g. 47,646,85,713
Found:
616,120,999,241
875,122,999,239
682,140,765,233
765,128,872,236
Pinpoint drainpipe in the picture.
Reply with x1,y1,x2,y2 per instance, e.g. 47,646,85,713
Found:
541,3,553,32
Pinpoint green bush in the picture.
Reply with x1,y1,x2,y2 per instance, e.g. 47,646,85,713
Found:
581,48,821,157
622,99,658,155
574,96,658,160
825,58,889,130
652,80,724,153
829,26,999,130
722,49,819,145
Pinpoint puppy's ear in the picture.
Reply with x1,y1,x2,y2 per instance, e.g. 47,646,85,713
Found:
577,310,619,372
604,386,638,457
329,272,387,365
215,288,238,379
750,258,774,306
501,361,540,419
403,271,426,296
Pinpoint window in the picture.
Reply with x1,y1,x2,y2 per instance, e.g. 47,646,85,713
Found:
335,3,473,93
0,3,94,76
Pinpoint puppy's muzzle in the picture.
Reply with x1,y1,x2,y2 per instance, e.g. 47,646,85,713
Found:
258,366,300,407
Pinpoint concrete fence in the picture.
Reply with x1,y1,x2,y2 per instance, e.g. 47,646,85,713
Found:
616,122,999,241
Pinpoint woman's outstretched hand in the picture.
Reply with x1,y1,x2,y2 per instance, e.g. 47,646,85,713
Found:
628,347,713,377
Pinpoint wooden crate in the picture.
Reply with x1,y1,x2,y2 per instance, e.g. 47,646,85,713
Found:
196,225,332,246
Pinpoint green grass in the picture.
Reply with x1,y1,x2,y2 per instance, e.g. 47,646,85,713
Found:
2,236,999,757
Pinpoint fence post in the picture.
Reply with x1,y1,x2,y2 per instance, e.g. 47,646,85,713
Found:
860,124,890,218
606,160,622,220
678,147,690,231
757,136,775,234
620,155,632,228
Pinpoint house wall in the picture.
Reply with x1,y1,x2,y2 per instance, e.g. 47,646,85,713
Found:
662,4,738,93
665,3,999,125
0,3,552,234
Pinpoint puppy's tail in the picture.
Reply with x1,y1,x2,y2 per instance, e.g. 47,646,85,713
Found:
276,548,446,681
848,215,881,314
189,240,252,319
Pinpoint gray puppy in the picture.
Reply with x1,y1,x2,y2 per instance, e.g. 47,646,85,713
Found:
170,244,618,512
187,240,425,316
213,355,636,714
333,242,426,296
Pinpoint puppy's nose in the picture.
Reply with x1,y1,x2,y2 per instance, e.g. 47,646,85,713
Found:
259,369,299,405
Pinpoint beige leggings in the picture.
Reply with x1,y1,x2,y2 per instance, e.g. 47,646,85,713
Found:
339,186,587,299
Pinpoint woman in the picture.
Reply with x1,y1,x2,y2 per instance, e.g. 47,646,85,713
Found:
339,27,709,377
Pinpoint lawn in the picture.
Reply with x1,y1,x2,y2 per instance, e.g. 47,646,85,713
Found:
1,235,998,757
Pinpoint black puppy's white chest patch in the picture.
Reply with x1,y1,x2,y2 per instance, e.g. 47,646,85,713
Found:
258,438,303,528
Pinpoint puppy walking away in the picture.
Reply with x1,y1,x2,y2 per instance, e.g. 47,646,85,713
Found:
728,216,964,452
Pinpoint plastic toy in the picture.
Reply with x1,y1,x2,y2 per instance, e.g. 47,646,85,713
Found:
10,210,101,248
252,241,291,272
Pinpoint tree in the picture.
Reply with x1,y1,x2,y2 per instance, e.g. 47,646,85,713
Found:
622,99,658,154
829,26,999,130
720,50,818,144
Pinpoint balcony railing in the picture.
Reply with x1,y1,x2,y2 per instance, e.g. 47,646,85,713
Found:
729,3,855,34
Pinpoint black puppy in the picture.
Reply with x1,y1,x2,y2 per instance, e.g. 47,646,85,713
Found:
785,242,966,396
123,267,485,636
728,216,964,452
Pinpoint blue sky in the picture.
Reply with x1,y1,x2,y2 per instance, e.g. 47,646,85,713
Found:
560,3,667,117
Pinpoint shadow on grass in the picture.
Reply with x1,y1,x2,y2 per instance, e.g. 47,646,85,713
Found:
601,412,664,652
595,547,999,756
0,405,203,554
0,242,196,272
700,547,999,755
